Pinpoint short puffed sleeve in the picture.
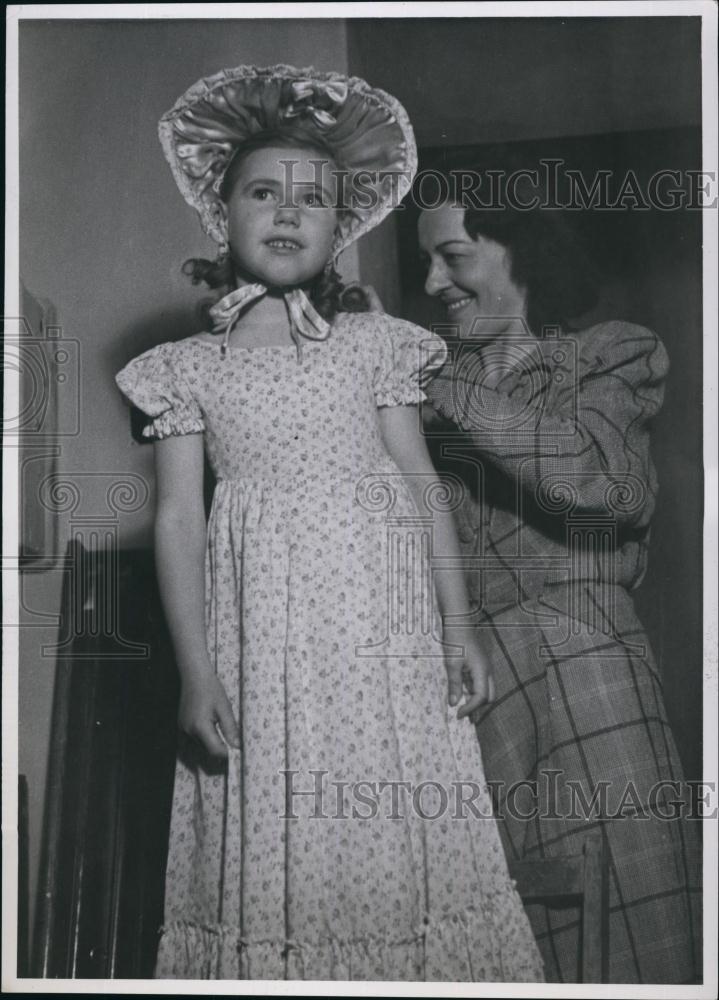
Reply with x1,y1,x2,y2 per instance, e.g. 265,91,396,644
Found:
114,343,205,440
370,314,448,407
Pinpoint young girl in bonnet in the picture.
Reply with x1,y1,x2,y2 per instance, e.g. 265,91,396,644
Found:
115,64,544,983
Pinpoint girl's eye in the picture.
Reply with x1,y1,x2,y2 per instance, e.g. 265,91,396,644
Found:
443,253,464,264
304,192,327,208
252,187,276,201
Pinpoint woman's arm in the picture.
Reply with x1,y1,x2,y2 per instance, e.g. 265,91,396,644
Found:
154,433,239,756
427,323,669,526
378,404,495,714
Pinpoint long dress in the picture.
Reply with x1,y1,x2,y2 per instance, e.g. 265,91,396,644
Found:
115,309,545,982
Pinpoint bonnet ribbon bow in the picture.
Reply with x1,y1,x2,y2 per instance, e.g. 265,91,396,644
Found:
209,283,330,363
282,79,349,128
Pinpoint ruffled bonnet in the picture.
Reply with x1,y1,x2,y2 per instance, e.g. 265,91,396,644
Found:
158,63,418,259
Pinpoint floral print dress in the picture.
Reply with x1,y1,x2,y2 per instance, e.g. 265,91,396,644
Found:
115,310,545,983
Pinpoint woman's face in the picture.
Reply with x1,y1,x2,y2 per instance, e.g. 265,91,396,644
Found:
417,203,528,340
220,145,339,288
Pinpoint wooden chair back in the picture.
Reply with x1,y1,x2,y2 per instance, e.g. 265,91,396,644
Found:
508,832,608,983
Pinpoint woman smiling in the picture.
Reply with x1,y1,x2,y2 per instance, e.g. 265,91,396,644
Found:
416,167,702,985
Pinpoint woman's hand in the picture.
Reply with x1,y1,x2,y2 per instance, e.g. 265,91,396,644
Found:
362,284,385,312
444,628,496,719
178,671,240,758
422,400,452,429
343,282,385,313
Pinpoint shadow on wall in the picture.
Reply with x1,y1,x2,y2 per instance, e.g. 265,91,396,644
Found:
110,304,205,386
111,301,219,510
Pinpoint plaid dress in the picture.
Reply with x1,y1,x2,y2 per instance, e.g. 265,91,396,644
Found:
425,321,702,984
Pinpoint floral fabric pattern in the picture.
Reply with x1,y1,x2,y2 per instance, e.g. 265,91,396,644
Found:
115,310,545,982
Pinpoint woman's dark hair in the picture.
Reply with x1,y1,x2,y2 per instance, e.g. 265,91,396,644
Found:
183,126,369,320
417,152,600,334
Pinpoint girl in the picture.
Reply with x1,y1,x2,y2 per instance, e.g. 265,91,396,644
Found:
115,66,544,982
417,165,702,983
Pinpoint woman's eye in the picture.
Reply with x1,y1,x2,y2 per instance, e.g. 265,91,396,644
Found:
304,193,326,208
252,187,276,201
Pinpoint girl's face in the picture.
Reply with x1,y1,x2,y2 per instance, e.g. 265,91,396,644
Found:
417,203,528,340
220,145,339,288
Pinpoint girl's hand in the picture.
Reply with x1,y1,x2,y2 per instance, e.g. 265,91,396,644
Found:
178,671,240,758
444,630,496,719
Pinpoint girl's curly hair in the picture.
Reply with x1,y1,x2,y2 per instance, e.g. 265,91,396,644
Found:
182,126,370,321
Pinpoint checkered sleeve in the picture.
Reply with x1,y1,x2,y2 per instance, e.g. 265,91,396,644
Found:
425,322,669,527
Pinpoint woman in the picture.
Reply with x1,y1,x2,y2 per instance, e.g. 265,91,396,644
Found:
416,168,702,984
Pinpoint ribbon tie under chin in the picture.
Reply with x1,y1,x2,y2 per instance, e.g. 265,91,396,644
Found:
208,283,331,363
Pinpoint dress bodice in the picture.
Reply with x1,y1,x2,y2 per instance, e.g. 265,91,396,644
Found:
116,311,448,488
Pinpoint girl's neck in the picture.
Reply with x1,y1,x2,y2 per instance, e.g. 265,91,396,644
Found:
223,276,313,348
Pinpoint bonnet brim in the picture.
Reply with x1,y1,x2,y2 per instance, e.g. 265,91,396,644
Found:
158,63,418,258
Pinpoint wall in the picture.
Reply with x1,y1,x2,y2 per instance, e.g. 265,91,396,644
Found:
18,17,351,958
349,14,703,361
347,16,702,146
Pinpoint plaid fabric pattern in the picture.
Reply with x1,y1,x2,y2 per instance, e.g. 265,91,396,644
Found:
426,321,668,601
425,322,702,983
475,582,702,984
